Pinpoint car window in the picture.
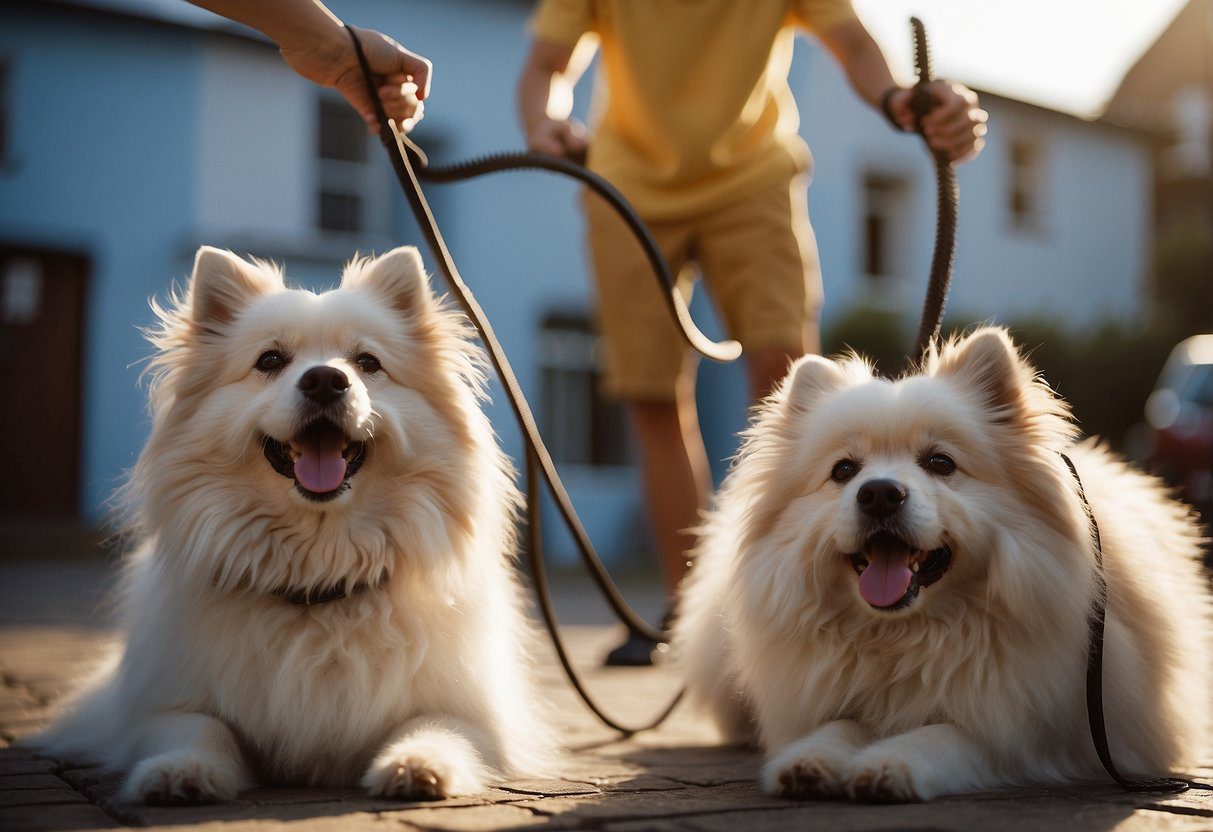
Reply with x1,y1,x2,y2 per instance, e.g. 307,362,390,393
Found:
1182,364,1213,407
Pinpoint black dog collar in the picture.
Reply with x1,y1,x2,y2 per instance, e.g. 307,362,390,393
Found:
269,579,374,606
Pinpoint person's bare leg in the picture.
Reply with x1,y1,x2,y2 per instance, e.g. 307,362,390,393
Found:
629,382,712,603
747,345,805,402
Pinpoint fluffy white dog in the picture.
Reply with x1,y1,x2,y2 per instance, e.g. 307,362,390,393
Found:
675,327,1211,801
36,246,552,803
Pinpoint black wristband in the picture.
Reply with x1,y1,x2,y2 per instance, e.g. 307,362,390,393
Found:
880,87,911,133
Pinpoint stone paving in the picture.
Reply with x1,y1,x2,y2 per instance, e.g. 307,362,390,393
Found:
1,558,1210,831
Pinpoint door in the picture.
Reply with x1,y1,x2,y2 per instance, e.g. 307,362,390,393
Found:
0,246,89,518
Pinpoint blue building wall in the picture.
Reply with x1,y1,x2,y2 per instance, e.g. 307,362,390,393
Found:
1,7,203,514
2,1,1152,565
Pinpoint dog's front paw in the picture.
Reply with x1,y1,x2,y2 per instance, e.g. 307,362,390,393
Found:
846,752,926,803
768,756,847,800
761,723,870,800
124,751,246,805
362,736,486,800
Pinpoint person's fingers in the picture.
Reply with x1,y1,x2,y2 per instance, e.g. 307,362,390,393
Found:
559,119,588,153
354,26,433,106
527,123,565,155
922,95,965,132
938,124,985,161
929,113,988,146
950,135,986,164
394,49,432,100
389,96,423,130
928,128,977,159
285,25,433,130
924,83,978,127
563,131,589,154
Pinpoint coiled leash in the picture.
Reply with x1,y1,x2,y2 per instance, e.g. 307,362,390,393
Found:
345,26,730,735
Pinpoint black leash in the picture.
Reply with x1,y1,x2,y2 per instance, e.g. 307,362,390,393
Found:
1061,454,1213,794
907,17,959,362
346,26,714,734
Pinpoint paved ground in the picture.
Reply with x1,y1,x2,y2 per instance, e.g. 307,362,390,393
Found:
1,557,1210,832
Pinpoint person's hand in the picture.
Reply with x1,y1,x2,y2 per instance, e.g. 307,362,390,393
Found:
886,81,987,164
526,117,588,159
279,24,431,133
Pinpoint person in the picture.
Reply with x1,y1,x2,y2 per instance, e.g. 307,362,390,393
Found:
517,0,987,665
187,0,430,131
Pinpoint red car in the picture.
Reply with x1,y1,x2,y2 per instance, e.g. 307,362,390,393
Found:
1146,334,1213,525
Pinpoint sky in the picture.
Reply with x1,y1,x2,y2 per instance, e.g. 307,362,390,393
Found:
852,0,1191,119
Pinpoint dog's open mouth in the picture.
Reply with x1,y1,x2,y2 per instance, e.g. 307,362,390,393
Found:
847,530,952,611
261,419,367,502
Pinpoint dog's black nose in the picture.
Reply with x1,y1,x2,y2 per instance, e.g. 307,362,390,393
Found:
857,479,907,519
298,366,350,405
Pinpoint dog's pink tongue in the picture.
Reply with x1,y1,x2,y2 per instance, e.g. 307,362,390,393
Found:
858,539,914,608
294,438,347,493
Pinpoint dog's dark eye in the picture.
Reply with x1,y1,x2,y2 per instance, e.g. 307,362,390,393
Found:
255,350,289,374
355,352,382,374
830,459,860,484
924,453,957,476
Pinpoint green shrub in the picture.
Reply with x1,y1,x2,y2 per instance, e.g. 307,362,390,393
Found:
821,305,912,374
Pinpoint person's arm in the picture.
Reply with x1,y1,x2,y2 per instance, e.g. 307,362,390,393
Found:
516,38,592,158
819,18,987,163
187,0,431,131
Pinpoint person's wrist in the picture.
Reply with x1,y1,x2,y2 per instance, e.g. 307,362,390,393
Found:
276,11,349,77
880,87,911,133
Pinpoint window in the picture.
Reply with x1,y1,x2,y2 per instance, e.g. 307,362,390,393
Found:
316,97,372,233
2,258,41,325
1008,138,1044,230
1162,85,1212,177
861,174,909,279
539,313,632,467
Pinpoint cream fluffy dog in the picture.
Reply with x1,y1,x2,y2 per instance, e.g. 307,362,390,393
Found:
36,246,551,803
675,327,1211,801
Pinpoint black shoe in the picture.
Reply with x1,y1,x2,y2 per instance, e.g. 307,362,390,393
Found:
602,611,674,667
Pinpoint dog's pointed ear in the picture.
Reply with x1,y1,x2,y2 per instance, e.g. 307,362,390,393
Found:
189,247,279,326
935,327,1076,445
782,354,850,414
934,327,1035,423
344,247,433,313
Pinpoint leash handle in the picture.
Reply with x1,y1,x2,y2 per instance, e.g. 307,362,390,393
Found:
1061,453,1210,794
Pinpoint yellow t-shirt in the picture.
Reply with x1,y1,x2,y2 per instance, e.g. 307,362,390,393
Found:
529,0,857,220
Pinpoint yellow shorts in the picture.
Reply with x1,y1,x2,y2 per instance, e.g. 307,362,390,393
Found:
583,175,822,401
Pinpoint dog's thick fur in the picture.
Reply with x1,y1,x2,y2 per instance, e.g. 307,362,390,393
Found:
675,327,1212,801
35,246,552,803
